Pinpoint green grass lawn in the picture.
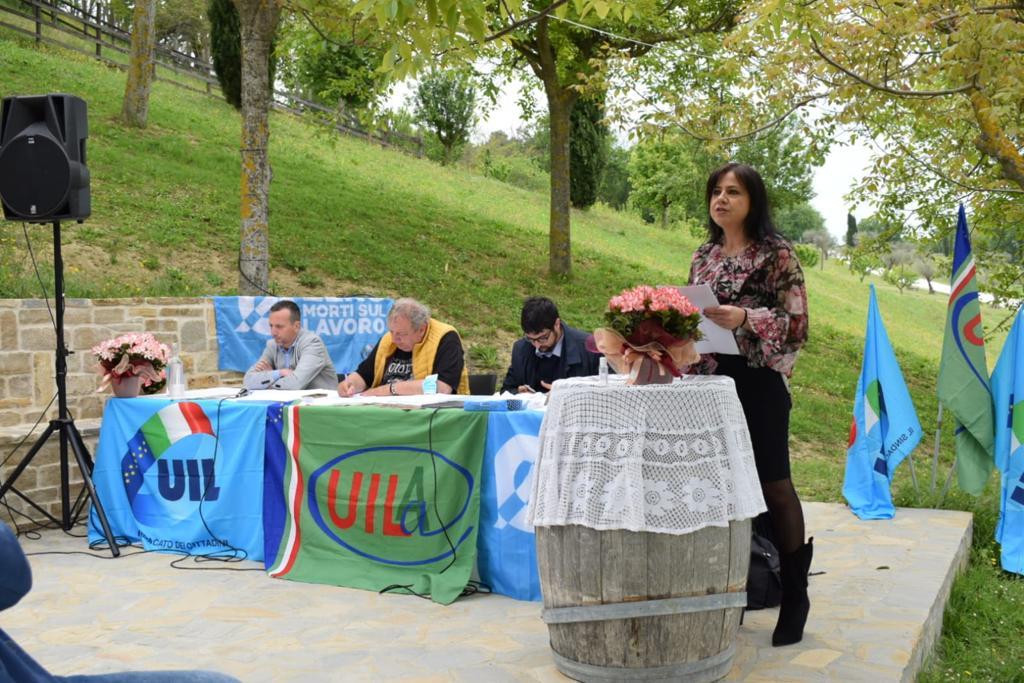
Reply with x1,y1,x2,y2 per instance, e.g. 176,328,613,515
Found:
2,32,1023,681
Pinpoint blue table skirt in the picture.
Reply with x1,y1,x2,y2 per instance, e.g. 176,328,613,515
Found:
90,398,543,601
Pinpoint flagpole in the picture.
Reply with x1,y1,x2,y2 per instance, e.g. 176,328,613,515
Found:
939,454,957,505
931,403,943,494
907,447,920,493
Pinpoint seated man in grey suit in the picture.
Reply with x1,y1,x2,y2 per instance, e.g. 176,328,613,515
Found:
243,300,337,391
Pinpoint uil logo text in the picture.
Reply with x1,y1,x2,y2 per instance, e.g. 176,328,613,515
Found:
307,446,475,566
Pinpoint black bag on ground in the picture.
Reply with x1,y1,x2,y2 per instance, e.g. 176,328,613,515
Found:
746,512,782,610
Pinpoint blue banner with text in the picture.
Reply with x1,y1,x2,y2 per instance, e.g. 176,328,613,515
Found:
214,296,393,374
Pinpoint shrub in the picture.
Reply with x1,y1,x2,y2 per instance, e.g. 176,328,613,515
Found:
569,96,608,209
298,271,323,288
793,243,819,269
468,345,501,371
885,265,917,294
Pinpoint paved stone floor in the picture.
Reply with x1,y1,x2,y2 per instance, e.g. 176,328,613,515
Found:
3,502,970,682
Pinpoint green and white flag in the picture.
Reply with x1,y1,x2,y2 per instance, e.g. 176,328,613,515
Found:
264,405,488,604
937,205,994,494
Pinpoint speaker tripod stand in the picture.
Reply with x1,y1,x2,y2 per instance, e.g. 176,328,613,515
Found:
0,220,119,556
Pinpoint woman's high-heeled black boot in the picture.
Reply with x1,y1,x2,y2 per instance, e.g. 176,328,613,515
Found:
772,537,813,646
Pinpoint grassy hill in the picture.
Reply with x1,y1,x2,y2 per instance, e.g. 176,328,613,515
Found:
1,32,1022,679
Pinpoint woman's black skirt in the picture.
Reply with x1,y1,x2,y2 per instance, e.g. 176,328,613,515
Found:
713,354,792,483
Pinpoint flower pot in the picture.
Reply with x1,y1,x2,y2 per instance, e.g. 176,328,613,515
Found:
111,374,142,398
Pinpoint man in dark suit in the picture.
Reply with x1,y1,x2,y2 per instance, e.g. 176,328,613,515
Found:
500,297,602,394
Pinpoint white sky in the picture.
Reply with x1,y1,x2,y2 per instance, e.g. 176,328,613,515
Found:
809,143,875,240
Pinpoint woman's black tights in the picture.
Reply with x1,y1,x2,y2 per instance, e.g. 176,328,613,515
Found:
761,477,805,553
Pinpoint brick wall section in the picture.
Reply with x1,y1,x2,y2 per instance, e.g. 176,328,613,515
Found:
0,297,243,528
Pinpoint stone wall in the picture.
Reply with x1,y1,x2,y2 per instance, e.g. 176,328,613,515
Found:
0,430,91,532
0,297,242,529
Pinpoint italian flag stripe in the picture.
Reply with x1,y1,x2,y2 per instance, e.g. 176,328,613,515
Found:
949,261,975,303
179,401,214,436
270,405,304,578
139,402,213,459
864,395,879,434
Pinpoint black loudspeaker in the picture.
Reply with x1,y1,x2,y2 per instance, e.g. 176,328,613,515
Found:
0,94,90,222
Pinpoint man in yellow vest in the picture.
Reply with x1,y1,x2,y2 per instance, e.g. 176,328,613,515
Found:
337,298,470,396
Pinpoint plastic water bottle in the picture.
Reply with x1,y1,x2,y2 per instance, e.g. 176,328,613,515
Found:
598,356,608,385
167,343,186,398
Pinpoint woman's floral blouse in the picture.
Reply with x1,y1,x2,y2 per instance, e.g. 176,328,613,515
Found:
688,233,809,378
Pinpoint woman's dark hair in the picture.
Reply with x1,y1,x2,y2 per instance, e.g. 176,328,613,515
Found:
705,162,777,243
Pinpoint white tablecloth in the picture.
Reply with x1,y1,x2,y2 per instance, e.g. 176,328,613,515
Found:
527,375,767,535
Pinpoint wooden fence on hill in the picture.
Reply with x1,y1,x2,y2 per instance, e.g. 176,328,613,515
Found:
0,0,422,156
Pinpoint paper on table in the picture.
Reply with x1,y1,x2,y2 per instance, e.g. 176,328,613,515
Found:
146,387,341,401
674,284,741,355
324,393,470,407
141,386,242,400
235,388,334,402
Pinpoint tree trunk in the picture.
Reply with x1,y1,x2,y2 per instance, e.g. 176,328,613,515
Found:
233,0,280,295
660,202,669,230
526,15,576,278
544,78,576,277
120,0,157,128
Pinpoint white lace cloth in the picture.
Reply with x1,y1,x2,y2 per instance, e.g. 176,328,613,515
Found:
526,375,767,535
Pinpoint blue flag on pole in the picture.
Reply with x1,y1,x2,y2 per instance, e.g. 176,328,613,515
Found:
477,410,544,601
843,285,923,519
993,307,1024,575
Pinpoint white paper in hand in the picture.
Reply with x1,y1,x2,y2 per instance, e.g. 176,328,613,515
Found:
674,284,741,355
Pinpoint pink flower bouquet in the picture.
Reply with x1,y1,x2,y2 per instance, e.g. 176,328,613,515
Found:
92,332,169,394
592,285,703,384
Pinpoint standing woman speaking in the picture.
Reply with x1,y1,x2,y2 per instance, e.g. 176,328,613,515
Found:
688,162,812,646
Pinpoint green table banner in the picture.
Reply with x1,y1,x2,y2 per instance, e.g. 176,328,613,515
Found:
265,405,488,604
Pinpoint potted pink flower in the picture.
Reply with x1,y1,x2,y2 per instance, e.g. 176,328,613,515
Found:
592,285,703,384
91,332,170,397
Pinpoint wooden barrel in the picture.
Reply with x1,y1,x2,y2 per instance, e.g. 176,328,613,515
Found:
536,519,750,682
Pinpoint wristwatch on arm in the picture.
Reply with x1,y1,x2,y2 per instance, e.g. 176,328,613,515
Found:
388,379,398,396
